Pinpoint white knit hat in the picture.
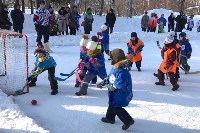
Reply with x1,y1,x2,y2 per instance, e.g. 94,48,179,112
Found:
80,38,89,47
86,41,97,50
164,35,174,44
101,24,107,31
169,31,175,37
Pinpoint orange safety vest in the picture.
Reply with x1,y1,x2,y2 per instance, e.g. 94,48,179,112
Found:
128,39,143,62
159,48,177,74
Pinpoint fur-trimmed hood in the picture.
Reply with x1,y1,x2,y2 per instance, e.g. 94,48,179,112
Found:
113,59,129,69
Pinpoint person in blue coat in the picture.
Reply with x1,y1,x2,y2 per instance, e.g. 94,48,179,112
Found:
97,24,110,60
27,43,58,95
97,48,134,130
75,36,107,96
158,14,167,29
179,32,192,72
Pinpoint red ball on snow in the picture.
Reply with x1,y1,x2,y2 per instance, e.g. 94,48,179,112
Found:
31,99,37,105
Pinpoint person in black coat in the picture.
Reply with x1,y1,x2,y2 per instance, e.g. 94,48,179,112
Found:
0,4,12,30
11,3,24,34
168,13,175,32
106,9,116,34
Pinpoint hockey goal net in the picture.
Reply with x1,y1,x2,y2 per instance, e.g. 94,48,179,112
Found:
0,30,29,95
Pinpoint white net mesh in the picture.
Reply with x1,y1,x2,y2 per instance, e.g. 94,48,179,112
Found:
0,30,28,95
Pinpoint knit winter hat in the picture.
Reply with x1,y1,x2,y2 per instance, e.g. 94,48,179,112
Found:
179,32,186,38
39,0,45,4
164,35,174,44
101,24,108,31
91,35,98,42
110,49,126,65
35,43,45,53
131,32,137,38
80,38,89,47
86,41,97,51
169,31,175,37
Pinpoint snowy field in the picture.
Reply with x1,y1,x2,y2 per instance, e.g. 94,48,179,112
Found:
0,9,200,133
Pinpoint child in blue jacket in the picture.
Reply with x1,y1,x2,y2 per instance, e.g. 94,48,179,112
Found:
179,32,192,72
74,34,97,87
75,36,107,96
97,49,134,130
27,43,58,95
97,24,110,60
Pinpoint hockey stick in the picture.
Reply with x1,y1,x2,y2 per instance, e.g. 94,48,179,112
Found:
185,71,200,74
156,41,162,49
54,67,79,81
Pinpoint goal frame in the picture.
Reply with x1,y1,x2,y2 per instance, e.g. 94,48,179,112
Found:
0,30,29,96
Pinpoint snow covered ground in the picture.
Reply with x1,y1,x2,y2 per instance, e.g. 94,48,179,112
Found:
0,9,200,133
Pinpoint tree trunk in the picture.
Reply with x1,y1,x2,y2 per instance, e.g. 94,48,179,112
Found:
36,0,39,8
30,0,33,14
21,0,25,13
99,0,104,16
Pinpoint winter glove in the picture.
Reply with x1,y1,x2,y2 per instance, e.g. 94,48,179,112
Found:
89,57,96,64
164,64,170,70
78,62,86,70
108,85,115,91
96,79,108,89
98,39,102,42
97,32,101,35
187,52,191,59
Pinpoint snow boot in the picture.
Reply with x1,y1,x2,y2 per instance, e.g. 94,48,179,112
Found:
155,81,165,86
51,90,58,95
75,91,87,96
137,67,141,72
172,84,179,91
153,73,158,77
122,120,135,130
44,42,53,53
101,117,115,124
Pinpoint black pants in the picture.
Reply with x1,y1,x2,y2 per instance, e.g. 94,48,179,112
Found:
70,27,76,35
105,104,133,125
157,69,177,86
129,60,141,69
84,29,90,34
168,24,174,32
36,25,50,43
108,26,113,34
14,28,22,34
30,67,58,91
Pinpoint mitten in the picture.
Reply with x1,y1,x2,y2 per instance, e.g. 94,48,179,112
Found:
109,85,115,91
78,62,85,70
96,79,108,89
97,32,101,35
89,57,96,64
164,64,170,70
98,39,102,42
187,53,191,59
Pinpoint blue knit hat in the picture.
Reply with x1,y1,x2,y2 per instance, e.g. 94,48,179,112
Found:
39,0,45,4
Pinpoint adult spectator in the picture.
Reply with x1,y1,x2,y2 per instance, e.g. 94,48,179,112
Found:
65,6,70,35
33,0,52,53
0,4,12,30
168,13,175,32
106,8,116,34
69,6,77,35
57,7,67,35
84,8,94,34
10,3,24,35
141,11,149,32
175,12,186,32
152,13,158,32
